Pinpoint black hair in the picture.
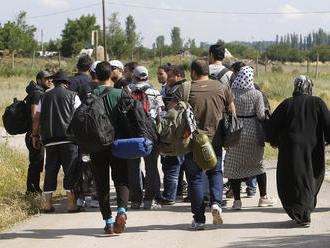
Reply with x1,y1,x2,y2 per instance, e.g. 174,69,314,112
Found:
77,55,93,72
167,65,185,78
124,62,138,72
95,61,111,81
231,61,246,74
191,59,209,76
209,44,226,61
158,63,171,71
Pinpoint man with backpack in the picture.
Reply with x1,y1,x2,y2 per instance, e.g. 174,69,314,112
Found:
109,60,130,90
160,65,187,205
25,71,52,195
128,66,164,210
171,59,235,230
32,70,81,213
89,61,129,234
209,44,235,86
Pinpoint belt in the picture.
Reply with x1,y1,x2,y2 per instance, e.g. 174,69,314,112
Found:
237,115,257,118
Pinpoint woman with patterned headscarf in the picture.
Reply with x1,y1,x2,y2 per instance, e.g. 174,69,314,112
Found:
268,75,330,227
224,66,276,210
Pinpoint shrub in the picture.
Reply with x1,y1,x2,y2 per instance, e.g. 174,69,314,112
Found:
271,65,284,73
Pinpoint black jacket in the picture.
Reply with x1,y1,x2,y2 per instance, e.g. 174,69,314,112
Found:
40,84,77,144
68,73,91,92
25,81,45,131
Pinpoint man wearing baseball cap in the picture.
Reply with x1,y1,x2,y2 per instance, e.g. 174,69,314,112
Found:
24,71,52,195
109,60,130,90
32,70,82,213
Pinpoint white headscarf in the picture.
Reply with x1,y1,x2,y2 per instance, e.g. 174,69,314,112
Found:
231,66,255,90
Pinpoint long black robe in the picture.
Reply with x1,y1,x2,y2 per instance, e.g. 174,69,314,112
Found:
268,94,330,223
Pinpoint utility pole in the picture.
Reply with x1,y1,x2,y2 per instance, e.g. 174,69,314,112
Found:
41,29,44,56
102,0,107,61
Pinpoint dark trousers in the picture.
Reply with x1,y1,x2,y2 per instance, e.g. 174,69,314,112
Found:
90,150,129,220
25,132,44,193
184,153,223,223
43,143,78,192
127,149,161,202
232,173,267,200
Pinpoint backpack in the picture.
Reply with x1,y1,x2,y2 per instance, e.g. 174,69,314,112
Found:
2,97,29,135
73,158,97,198
157,81,197,156
69,87,115,154
210,67,236,86
116,90,158,143
131,85,151,112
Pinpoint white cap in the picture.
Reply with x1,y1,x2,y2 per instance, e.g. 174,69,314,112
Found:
109,60,124,71
134,66,148,80
91,61,101,73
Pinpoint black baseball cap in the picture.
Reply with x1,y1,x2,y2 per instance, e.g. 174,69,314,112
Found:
36,71,52,80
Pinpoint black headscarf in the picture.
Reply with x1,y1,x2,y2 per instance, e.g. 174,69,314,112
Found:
293,75,313,96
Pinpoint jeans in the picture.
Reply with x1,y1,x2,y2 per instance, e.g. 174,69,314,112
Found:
183,153,223,223
127,149,161,202
246,177,257,193
90,149,129,220
161,155,184,201
25,132,44,193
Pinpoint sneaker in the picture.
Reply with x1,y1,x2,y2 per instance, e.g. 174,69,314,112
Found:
211,204,223,225
104,223,114,234
246,190,256,198
144,199,162,210
191,220,205,231
299,222,311,228
76,198,87,208
183,196,190,202
160,199,175,205
131,201,141,209
114,212,127,234
258,196,277,207
90,200,99,208
232,200,242,210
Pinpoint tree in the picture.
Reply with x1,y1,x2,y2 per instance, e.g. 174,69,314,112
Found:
107,12,127,59
170,26,182,53
156,35,165,57
61,14,100,57
125,15,139,60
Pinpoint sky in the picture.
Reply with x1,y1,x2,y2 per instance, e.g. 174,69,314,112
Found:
1,0,330,48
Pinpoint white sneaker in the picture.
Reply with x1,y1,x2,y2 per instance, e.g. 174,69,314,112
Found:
211,204,223,225
76,198,87,208
232,200,242,210
258,196,277,207
90,200,99,208
144,199,162,210
191,220,205,230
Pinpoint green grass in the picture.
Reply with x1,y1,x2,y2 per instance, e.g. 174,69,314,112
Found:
0,144,44,232
264,143,279,160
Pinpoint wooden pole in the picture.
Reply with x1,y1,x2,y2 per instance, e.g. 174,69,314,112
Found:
11,52,15,69
307,59,309,74
256,55,259,78
102,0,107,61
32,50,35,69
315,52,319,79
264,55,267,72
58,51,61,68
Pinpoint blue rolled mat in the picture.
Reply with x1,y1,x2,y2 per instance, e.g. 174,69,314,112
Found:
111,137,153,159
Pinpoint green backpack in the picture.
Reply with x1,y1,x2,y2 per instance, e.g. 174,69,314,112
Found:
157,81,195,156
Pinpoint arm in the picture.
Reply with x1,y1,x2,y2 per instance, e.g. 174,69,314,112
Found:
30,104,38,120
32,112,41,150
227,102,236,115
256,91,265,121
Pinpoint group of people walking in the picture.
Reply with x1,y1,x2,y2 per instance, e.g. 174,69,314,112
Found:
22,44,329,234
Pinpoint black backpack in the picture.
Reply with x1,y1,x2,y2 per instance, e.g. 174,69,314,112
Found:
69,87,115,153
2,97,29,135
116,90,158,143
73,160,97,198
130,85,151,112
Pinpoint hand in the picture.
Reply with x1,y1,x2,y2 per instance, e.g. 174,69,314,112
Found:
32,136,41,150
271,145,278,149
224,147,230,152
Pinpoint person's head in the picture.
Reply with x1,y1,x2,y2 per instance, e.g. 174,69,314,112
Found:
231,61,246,77
293,75,313,96
132,66,148,83
157,63,171,85
109,60,124,83
77,55,93,73
191,59,209,81
36,71,52,90
166,65,185,87
90,61,101,80
51,70,70,87
95,61,112,82
124,62,138,82
231,66,255,90
208,44,226,64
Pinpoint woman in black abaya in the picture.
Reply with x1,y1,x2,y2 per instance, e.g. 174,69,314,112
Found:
268,75,330,227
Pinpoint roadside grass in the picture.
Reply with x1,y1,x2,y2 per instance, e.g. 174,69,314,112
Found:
0,143,43,232
264,143,278,160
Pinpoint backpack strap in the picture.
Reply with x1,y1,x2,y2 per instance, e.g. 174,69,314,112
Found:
99,86,113,98
183,81,191,102
216,67,230,81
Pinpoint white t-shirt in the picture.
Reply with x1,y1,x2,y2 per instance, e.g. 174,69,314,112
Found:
209,64,233,85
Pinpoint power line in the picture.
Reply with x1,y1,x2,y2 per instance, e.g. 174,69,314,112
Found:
107,1,330,15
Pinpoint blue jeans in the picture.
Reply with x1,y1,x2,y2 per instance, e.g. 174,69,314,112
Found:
246,177,257,193
161,155,184,201
183,153,223,223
